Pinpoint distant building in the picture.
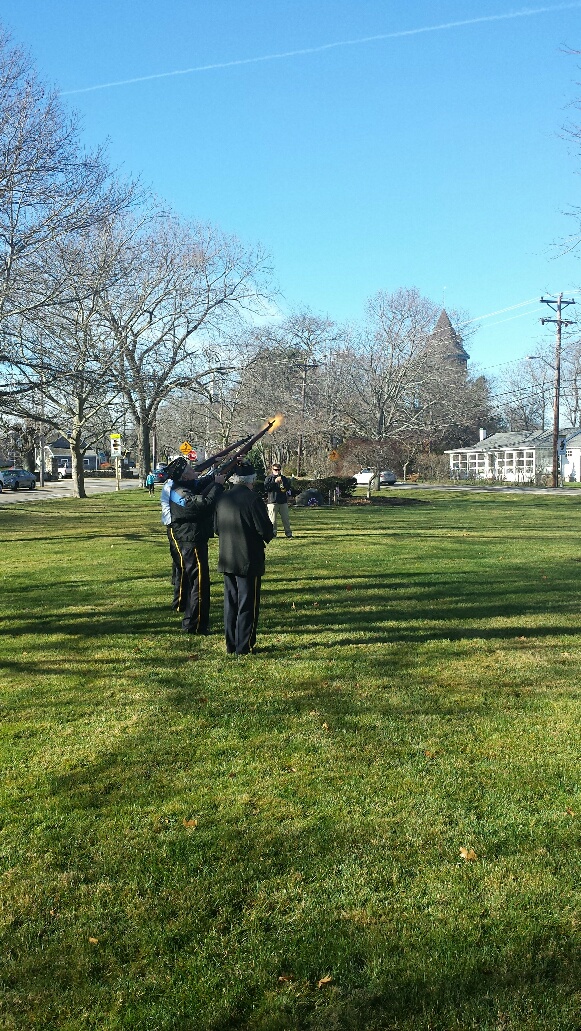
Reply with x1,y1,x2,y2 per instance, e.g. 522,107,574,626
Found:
427,310,469,372
35,436,106,476
446,428,581,483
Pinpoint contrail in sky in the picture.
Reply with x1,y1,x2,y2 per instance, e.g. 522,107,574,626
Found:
62,3,581,95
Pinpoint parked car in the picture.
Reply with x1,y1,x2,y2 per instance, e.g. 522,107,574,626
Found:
57,463,72,480
153,464,168,482
354,469,397,486
1,467,36,490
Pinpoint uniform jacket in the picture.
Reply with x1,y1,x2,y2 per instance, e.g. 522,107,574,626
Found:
161,475,224,544
215,485,274,576
264,473,292,505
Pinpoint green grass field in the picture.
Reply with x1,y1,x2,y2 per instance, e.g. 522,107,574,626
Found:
0,489,579,1030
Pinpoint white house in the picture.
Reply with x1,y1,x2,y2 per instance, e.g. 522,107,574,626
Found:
562,430,581,482
445,428,579,484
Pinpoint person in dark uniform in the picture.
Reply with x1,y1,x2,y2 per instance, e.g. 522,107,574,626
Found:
214,461,274,655
160,456,225,634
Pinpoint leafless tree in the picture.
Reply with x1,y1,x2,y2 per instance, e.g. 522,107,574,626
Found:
561,337,581,428
5,223,129,496
100,213,272,481
0,31,136,331
329,288,494,484
493,356,552,431
230,311,345,473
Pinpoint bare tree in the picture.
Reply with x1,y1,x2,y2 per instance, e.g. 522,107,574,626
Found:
231,312,344,473
329,289,494,484
5,223,129,496
493,356,552,431
561,338,581,428
100,213,271,481
0,29,137,412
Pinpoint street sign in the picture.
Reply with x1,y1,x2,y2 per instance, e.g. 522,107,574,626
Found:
110,433,122,457
179,441,193,455
329,449,339,461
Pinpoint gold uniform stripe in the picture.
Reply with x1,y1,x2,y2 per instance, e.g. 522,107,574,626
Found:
169,528,185,609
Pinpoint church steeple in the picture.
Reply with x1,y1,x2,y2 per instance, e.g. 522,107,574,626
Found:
428,310,469,371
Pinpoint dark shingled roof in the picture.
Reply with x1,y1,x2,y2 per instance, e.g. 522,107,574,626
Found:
428,310,469,367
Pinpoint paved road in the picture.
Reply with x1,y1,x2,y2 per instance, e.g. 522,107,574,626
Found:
2,478,579,506
388,482,581,496
0,477,143,505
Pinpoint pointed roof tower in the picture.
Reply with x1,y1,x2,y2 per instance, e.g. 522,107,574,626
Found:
428,310,469,370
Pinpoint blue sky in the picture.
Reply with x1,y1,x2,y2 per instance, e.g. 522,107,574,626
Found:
2,1,581,376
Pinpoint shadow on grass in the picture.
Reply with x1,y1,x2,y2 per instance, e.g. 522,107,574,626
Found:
1,560,580,652
14,714,581,1030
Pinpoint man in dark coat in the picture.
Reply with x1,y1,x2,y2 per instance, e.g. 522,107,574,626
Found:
161,456,225,634
264,462,293,537
214,462,274,655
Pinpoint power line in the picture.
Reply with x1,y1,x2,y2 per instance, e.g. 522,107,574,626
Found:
464,298,540,324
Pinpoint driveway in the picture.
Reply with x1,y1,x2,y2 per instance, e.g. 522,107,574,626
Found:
0,477,143,505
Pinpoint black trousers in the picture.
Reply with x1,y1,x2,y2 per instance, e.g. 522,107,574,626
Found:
167,527,211,634
223,573,262,655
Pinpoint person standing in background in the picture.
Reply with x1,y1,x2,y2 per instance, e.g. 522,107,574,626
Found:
264,462,293,538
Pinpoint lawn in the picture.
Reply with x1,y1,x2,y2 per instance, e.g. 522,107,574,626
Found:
0,489,579,1030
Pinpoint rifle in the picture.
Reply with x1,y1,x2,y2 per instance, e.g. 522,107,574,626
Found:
201,419,276,490
192,435,253,473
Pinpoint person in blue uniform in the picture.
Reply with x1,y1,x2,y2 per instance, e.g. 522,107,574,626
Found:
161,456,225,634
214,461,274,655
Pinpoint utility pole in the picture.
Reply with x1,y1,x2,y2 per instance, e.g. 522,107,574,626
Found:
540,294,575,488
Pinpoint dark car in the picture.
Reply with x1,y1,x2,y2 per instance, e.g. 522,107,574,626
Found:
1,467,36,490
153,464,168,483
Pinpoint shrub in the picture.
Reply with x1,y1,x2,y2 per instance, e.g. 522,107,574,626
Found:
289,475,357,499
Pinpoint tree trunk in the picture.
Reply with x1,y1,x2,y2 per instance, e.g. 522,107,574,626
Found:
70,431,86,498
137,417,152,486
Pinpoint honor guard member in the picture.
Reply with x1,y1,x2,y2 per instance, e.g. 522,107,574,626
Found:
161,456,225,634
214,461,274,655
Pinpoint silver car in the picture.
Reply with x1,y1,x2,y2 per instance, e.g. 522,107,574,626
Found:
0,467,36,490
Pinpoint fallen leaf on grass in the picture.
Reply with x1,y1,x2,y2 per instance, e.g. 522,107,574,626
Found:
322,722,329,731
345,585,353,591
566,807,575,816
88,937,99,944
278,974,293,983
187,654,200,661
183,818,198,829
459,847,477,861
424,750,436,758
317,974,333,988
